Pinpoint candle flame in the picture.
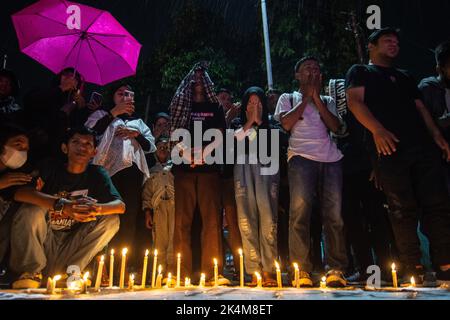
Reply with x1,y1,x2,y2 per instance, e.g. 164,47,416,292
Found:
53,275,62,281
293,263,299,270
200,273,205,279
111,249,115,255
321,276,326,282
275,261,280,270
411,277,416,286
213,258,218,265
154,249,158,256
391,263,396,271
255,271,261,279
177,253,181,259
122,248,128,255
145,249,149,257
130,274,135,280
158,264,162,274
83,272,90,281
100,255,104,262
238,248,243,256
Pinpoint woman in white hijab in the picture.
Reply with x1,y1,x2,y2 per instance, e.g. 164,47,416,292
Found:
85,83,156,274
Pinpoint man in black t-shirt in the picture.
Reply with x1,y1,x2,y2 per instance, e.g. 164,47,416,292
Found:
169,63,229,285
9,127,125,289
345,28,450,283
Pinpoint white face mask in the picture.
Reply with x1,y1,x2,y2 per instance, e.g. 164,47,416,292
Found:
1,145,28,169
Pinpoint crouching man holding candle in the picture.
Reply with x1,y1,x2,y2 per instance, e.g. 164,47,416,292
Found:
9,127,125,289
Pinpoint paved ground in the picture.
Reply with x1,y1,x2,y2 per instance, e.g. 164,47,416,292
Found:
0,285,449,300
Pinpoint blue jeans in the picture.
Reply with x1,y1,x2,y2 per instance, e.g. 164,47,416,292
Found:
288,156,347,273
234,162,279,274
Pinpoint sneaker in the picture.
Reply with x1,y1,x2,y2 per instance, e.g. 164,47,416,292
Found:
326,270,347,288
292,271,313,288
12,272,43,289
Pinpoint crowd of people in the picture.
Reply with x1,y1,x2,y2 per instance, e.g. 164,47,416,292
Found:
0,28,449,290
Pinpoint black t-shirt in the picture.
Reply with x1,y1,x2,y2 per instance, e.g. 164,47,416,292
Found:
176,102,226,173
37,160,122,231
345,64,432,153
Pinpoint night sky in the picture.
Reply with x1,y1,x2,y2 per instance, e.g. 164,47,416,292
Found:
1,0,449,96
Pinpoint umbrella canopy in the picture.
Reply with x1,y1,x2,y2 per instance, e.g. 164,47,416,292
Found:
11,0,142,85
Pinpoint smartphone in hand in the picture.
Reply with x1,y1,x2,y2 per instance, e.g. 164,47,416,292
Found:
89,92,103,106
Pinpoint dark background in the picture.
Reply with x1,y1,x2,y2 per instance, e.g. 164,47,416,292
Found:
1,0,449,118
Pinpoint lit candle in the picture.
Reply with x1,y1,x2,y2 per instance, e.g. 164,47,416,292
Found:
166,272,172,289
410,276,416,288
255,271,262,289
320,276,327,289
94,255,105,291
81,272,89,294
275,261,282,289
214,258,219,287
176,253,181,288
141,249,149,288
119,248,128,289
238,249,244,288
199,273,206,288
128,274,135,290
46,277,54,294
151,249,158,288
109,249,114,288
391,263,398,289
185,277,191,287
293,263,300,289
155,264,163,289
47,275,61,294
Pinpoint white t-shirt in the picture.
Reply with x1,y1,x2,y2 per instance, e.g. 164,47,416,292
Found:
274,91,343,163
445,88,450,113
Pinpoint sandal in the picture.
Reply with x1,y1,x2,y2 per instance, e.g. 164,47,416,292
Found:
246,274,258,287
263,272,278,288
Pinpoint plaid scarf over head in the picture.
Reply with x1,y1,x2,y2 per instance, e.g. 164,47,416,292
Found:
169,61,219,135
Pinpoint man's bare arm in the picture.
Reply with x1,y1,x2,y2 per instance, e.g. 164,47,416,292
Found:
415,99,450,161
346,86,400,155
280,98,309,132
313,96,341,133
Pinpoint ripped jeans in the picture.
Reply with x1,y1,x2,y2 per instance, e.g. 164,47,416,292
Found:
234,161,279,274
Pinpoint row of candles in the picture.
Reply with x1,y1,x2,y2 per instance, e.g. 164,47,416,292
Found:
47,249,415,294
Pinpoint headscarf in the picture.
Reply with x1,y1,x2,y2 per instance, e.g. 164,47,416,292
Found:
169,61,219,135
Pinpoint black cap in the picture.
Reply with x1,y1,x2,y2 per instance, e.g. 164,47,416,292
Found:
368,27,400,44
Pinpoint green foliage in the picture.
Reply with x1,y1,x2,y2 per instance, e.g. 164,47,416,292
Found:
161,47,239,93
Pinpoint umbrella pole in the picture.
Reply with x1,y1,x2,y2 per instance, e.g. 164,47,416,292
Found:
144,94,151,124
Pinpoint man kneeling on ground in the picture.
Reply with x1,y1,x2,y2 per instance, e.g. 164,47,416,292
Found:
10,127,125,289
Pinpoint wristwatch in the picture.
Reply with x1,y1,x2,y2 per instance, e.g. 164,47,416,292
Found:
53,198,67,216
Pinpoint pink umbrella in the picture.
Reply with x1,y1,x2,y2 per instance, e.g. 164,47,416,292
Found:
12,0,142,85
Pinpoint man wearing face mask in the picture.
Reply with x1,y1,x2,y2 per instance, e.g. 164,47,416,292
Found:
9,127,125,289
0,124,32,281
419,41,450,192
